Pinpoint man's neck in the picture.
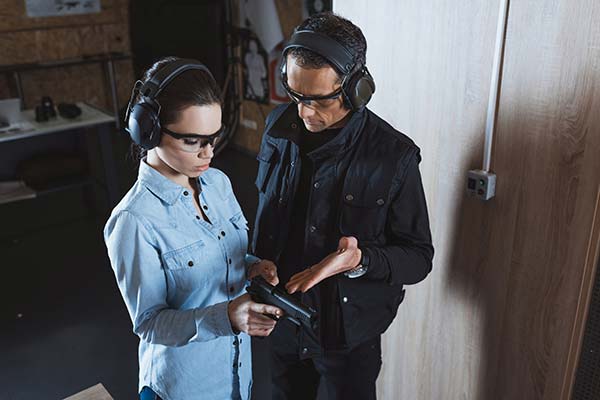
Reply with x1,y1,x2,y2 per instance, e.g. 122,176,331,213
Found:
328,111,352,130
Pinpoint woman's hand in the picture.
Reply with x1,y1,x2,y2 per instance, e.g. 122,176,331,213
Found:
227,293,282,336
285,236,362,294
248,259,279,285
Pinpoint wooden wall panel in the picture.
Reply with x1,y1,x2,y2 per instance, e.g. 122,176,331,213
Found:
274,0,305,39
232,0,304,154
334,1,499,397
0,0,132,111
0,0,126,33
13,60,134,111
336,1,600,399
486,1,600,397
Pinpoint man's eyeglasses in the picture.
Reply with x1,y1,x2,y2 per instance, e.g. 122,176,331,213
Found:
162,125,226,153
281,78,343,109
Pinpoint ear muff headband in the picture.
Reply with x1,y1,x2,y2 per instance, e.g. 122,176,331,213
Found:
283,30,355,75
140,59,214,99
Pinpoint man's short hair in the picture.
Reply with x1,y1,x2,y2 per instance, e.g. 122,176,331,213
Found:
288,12,367,79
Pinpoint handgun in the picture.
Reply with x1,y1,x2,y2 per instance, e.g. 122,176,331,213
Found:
246,276,318,330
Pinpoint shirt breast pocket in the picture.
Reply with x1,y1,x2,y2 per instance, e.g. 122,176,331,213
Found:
162,240,209,292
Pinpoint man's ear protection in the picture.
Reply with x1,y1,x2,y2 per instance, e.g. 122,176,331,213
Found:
280,30,376,111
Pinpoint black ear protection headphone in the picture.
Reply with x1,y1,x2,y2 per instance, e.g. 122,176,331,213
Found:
124,59,215,150
280,30,376,111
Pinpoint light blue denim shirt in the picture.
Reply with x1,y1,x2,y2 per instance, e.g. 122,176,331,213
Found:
104,160,259,400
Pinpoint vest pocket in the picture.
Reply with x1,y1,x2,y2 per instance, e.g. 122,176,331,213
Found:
255,144,277,193
339,194,387,240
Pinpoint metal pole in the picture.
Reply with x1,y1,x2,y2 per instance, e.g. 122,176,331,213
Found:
483,0,510,172
13,71,25,110
106,59,121,130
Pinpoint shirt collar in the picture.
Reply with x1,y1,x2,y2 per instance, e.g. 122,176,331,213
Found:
266,103,367,160
138,159,206,205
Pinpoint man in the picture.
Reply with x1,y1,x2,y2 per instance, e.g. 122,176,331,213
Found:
251,12,434,400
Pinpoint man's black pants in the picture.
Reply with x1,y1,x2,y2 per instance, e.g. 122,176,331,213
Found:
270,332,382,400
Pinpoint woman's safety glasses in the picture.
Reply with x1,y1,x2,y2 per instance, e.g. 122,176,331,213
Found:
162,125,226,153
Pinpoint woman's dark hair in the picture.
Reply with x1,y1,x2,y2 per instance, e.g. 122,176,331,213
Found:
287,12,367,81
131,56,222,159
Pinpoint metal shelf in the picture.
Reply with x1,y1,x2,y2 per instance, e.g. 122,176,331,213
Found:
0,177,95,206
0,52,131,130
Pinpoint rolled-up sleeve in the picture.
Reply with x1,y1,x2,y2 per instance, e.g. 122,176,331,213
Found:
244,253,261,268
104,210,235,347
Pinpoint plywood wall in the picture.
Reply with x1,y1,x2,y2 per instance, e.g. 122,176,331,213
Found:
0,0,133,111
335,1,600,399
0,0,303,153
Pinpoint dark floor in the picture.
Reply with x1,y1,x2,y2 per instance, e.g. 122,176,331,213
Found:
0,146,273,399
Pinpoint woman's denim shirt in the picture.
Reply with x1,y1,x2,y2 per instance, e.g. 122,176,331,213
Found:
104,161,258,400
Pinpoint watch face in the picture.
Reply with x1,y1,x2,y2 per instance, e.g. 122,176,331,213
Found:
345,265,367,278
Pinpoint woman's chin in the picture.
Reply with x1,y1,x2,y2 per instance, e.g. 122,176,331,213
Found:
189,165,210,177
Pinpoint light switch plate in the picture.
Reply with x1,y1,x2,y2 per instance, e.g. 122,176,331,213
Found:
467,170,496,200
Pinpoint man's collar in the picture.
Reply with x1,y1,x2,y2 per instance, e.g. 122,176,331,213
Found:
265,103,368,159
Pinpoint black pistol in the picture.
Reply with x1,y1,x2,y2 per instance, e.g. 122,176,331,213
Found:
246,276,318,330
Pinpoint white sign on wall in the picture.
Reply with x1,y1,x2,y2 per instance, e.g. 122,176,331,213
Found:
25,0,101,18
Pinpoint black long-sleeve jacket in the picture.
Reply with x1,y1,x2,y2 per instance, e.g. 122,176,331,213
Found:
252,103,434,347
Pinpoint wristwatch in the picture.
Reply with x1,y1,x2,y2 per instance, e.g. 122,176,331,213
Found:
344,250,370,279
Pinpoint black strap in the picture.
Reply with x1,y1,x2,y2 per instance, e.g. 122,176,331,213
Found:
283,30,355,75
141,59,213,98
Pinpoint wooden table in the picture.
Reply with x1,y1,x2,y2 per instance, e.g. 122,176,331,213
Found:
63,383,114,400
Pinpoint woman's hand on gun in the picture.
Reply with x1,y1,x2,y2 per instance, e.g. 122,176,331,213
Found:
228,293,282,336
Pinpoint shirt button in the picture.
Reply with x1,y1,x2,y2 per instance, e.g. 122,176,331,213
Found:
228,258,232,264
239,362,242,367
196,215,200,220
203,205,208,210
229,286,234,293
342,296,348,303
302,347,308,355
309,226,317,233
221,231,226,236
376,198,385,206
188,261,194,267
291,123,297,129
313,182,320,189
345,194,354,201
240,338,243,344
183,191,189,196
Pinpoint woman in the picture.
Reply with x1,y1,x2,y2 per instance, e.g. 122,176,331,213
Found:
104,57,281,400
